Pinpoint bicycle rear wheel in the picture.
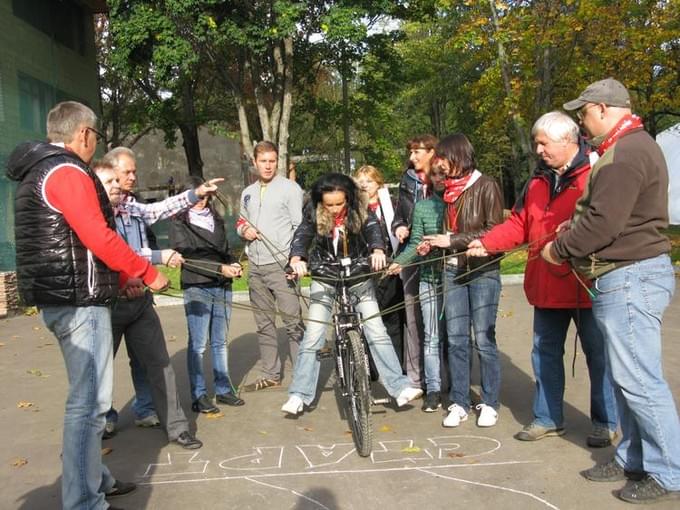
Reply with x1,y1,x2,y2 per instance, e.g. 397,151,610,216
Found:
343,329,372,457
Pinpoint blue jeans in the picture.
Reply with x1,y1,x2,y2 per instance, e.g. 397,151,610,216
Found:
592,254,680,490
289,279,412,405
184,286,234,400
444,268,501,410
532,307,617,430
419,280,444,393
41,305,116,510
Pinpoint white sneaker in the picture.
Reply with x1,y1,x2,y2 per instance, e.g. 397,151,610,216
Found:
442,403,468,428
281,395,304,415
396,387,424,407
476,404,498,427
134,414,160,427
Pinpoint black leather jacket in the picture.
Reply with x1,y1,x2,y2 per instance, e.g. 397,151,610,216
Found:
289,203,385,282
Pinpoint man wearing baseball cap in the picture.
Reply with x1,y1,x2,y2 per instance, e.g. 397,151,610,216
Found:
541,78,680,504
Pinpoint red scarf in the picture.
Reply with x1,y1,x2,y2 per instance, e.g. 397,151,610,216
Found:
596,114,644,156
443,174,473,233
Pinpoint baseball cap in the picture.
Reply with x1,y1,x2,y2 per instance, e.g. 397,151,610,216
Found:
563,78,631,111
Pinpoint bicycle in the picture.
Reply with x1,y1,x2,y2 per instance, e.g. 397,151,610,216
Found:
313,256,389,457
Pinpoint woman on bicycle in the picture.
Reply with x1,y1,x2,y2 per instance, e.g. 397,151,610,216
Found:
422,133,504,428
282,173,423,415
353,165,405,365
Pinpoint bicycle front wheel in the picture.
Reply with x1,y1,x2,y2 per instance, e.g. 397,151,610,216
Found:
343,329,372,457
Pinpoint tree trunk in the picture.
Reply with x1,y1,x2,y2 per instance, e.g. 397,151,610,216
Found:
488,0,535,198
276,36,294,175
179,80,204,178
342,69,351,174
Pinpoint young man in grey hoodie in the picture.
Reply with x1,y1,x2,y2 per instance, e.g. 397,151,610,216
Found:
237,141,305,391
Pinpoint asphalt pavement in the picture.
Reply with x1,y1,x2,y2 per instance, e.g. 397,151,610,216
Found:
1,283,679,510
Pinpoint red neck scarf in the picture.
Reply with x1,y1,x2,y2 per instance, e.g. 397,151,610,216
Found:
596,114,644,156
367,201,379,213
443,174,473,233
334,207,347,227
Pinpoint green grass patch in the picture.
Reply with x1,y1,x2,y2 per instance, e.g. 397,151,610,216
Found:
157,263,311,293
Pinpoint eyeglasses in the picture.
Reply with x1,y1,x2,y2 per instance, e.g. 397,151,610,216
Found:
86,127,105,143
576,104,598,121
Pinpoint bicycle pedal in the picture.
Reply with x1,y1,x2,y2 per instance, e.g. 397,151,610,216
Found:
316,348,333,360
371,398,390,406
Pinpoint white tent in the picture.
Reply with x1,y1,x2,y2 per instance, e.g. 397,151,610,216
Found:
657,123,680,225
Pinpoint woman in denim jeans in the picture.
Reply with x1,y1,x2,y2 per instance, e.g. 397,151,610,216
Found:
387,164,449,413
281,173,423,415
170,179,245,414
422,134,504,428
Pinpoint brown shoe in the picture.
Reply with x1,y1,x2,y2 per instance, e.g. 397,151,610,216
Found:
242,378,281,392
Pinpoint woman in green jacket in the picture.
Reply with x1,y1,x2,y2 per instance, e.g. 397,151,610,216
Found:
388,164,448,413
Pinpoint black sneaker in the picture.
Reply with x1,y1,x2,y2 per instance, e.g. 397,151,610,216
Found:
216,392,245,406
174,431,203,450
191,394,220,414
618,475,680,504
581,458,645,483
422,391,441,413
105,480,137,499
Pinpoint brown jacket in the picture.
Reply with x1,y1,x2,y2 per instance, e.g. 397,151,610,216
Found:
447,175,505,271
553,128,670,278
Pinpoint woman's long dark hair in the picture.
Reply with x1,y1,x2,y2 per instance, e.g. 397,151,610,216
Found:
310,173,359,210
310,172,366,234
435,133,476,176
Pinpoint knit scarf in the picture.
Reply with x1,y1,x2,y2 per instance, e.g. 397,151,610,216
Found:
596,114,644,156
443,173,473,233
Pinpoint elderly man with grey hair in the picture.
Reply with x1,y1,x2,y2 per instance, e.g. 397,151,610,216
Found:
467,111,617,447
98,146,222,449
7,101,169,509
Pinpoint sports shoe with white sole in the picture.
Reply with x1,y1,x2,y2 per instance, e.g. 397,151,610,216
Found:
475,403,498,427
443,403,468,427
134,414,160,428
396,387,424,407
281,395,304,415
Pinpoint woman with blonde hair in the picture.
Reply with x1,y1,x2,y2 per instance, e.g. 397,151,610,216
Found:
354,165,405,364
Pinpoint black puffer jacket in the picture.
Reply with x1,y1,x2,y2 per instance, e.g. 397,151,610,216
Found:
289,203,385,282
169,210,235,289
7,141,118,306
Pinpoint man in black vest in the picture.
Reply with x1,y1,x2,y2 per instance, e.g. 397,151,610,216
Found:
6,101,168,510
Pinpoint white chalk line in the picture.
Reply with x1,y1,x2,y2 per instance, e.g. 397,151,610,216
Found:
139,459,541,486
245,477,331,510
416,467,560,510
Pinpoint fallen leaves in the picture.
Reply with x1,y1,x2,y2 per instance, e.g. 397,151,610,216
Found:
401,446,421,453
447,452,466,458
11,458,28,468
101,447,113,456
378,425,393,433
17,401,34,409
26,369,49,378
204,412,225,419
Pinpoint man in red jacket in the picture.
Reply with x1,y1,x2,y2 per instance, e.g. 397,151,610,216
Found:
467,111,617,447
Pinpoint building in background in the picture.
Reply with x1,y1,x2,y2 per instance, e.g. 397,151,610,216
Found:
0,0,106,315
0,0,107,273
